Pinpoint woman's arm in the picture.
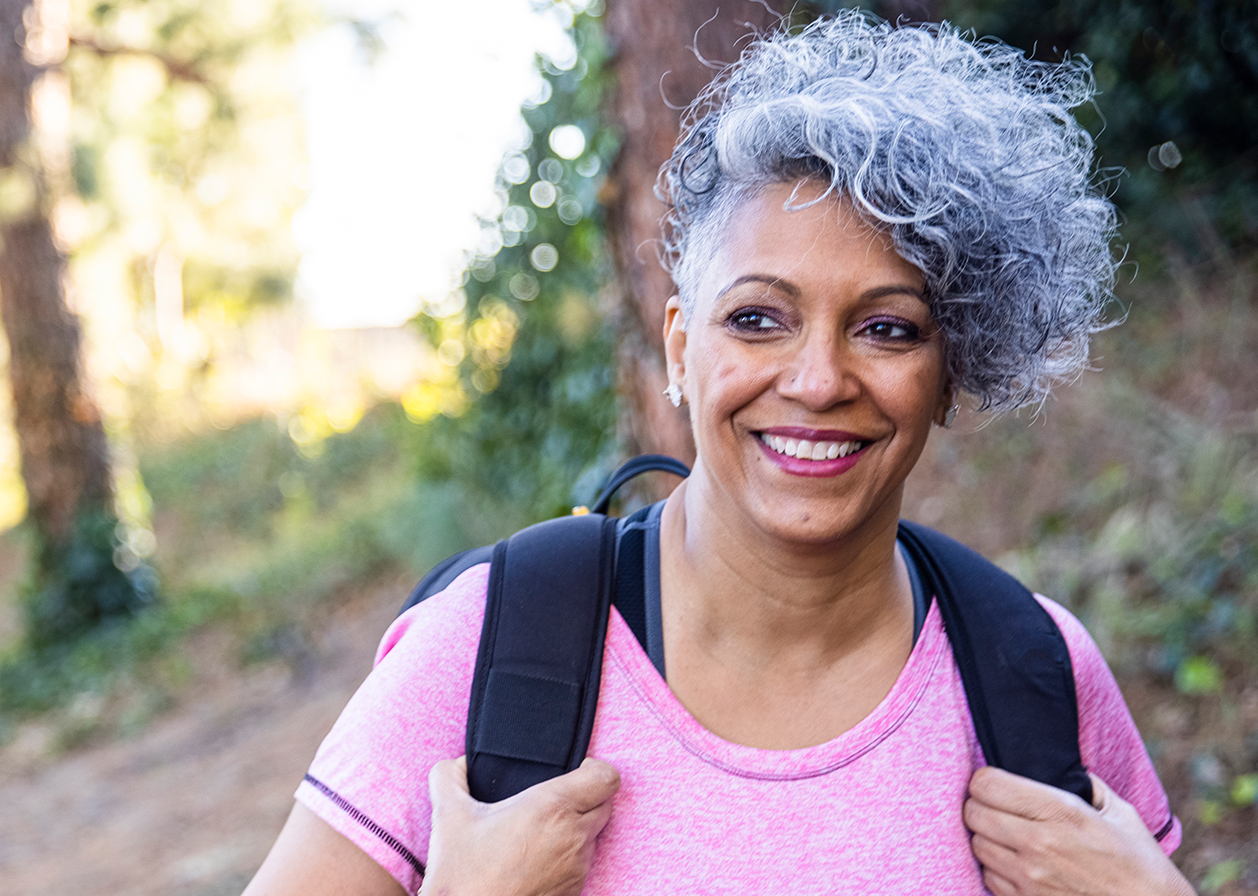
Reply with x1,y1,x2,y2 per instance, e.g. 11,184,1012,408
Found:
243,757,620,896
242,802,407,896
964,768,1196,896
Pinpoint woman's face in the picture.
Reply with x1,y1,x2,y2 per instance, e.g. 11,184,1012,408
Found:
664,181,951,545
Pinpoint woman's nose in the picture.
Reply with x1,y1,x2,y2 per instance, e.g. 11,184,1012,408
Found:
777,336,862,410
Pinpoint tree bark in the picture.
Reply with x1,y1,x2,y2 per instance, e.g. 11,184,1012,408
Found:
603,0,795,489
0,0,146,645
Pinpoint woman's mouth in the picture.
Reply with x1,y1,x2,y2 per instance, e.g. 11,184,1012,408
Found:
757,432,867,461
753,430,871,477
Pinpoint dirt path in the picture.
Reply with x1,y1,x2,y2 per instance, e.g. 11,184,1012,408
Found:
0,575,408,896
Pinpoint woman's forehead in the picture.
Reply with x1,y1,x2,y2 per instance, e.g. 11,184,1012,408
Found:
694,182,925,305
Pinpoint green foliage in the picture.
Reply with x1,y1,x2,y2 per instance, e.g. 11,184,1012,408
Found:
65,0,317,319
1175,656,1223,695
0,403,477,725
411,10,621,520
1201,859,1243,895
934,0,1258,261
1232,773,1258,807
21,508,157,651
1007,395,1258,682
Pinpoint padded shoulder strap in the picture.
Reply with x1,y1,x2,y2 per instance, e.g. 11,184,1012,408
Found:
466,513,619,803
897,520,1093,804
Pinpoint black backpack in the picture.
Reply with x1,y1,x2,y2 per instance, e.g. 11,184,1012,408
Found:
400,455,1092,806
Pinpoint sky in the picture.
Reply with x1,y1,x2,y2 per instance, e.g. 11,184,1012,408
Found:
293,0,576,328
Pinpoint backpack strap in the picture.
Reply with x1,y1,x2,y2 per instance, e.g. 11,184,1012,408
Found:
465,513,619,802
401,458,1090,805
897,520,1093,804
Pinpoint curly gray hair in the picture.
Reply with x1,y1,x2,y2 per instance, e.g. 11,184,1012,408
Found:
658,11,1119,412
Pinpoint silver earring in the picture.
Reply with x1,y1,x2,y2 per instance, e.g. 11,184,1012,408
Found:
939,404,959,429
663,383,683,408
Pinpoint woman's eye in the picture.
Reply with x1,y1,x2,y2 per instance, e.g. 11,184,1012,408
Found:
860,318,921,341
727,309,783,332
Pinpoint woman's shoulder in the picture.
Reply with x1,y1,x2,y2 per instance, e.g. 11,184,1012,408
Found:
1032,595,1095,653
1029,594,1133,739
1032,594,1181,853
1030,594,1116,698
306,561,490,790
374,562,491,667
296,563,491,891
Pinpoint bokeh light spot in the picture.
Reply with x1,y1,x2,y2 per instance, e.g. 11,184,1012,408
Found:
438,338,466,366
558,198,583,225
575,155,600,178
510,272,540,301
539,158,564,183
549,124,586,160
502,204,535,232
470,257,496,282
502,153,531,184
531,243,558,272
522,79,552,109
529,180,557,208
1147,141,1182,171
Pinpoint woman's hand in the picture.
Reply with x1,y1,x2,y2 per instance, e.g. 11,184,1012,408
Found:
419,756,621,896
964,767,1195,896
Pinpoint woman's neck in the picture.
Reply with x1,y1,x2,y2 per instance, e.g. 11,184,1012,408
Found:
656,474,916,749
664,475,909,649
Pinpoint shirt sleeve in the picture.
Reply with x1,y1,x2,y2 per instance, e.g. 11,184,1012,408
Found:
295,563,490,894
1037,596,1183,855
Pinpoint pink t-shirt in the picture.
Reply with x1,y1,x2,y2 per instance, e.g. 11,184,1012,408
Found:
297,563,1180,894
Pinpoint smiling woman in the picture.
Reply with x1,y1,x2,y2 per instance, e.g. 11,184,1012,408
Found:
664,183,948,551
244,11,1197,896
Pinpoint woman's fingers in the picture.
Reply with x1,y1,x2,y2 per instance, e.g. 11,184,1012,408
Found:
968,766,1089,820
421,756,622,896
550,758,622,815
980,864,1020,896
428,756,471,802
968,830,1020,874
964,768,1197,896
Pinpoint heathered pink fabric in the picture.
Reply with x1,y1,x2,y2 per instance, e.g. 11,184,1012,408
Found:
296,562,1181,895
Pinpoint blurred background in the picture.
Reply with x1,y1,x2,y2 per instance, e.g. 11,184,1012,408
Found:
0,0,1253,893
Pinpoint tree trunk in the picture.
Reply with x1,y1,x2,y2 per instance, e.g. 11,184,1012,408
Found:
0,0,149,647
603,0,795,491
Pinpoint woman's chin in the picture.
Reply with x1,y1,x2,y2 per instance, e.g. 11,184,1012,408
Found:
736,489,900,551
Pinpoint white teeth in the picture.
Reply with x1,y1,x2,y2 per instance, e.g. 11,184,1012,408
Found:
759,433,863,461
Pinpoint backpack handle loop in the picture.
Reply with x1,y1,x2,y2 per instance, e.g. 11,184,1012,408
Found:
589,454,690,515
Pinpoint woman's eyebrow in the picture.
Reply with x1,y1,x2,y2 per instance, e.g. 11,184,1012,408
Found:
861,284,928,303
716,274,801,299
718,277,927,304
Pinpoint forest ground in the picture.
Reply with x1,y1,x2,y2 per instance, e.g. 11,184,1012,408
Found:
0,568,405,896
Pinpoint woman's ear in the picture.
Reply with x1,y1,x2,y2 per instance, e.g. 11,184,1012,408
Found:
933,380,958,428
663,296,687,389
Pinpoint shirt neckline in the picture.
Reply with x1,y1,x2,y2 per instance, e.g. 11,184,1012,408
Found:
604,599,948,780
